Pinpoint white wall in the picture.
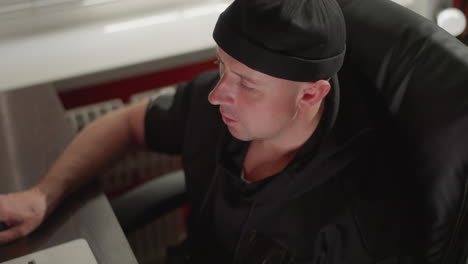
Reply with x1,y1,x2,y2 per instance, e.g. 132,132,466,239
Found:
0,0,448,92
0,0,230,92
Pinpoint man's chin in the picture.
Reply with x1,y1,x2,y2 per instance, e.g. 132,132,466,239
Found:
227,127,252,141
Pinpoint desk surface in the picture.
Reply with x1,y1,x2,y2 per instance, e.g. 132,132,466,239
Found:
0,86,138,264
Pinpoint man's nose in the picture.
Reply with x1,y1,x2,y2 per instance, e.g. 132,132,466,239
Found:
208,78,234,105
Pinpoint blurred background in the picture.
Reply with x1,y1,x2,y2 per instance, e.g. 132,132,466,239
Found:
0,0,466,263
0,0,465,102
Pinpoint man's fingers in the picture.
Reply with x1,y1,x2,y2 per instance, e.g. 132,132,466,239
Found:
0,226,24,245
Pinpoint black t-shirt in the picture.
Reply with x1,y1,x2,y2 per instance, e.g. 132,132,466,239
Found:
144,71,411,263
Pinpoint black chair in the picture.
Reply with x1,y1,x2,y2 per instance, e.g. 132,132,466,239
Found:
111,169,186,233
112,0,468,262
339,0,468,263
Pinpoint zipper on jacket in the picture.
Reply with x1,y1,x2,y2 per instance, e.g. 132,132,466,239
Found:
233,202,256,264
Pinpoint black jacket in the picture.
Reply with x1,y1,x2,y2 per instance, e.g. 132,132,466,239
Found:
145,70,415,263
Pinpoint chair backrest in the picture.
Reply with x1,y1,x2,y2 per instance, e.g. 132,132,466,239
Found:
337,0,468,263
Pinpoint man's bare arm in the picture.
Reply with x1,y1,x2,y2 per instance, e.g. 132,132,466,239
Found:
0,99,149,243
38,99,149,212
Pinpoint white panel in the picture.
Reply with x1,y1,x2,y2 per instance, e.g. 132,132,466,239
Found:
0,0,230,92
1,239,97,264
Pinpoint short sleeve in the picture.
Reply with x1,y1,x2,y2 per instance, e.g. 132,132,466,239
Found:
144,82,191,154
144,71,220,154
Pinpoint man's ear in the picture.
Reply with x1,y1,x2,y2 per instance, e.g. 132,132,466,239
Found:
298,79,331,108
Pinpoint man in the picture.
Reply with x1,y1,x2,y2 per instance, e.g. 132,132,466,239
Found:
0,0,410,263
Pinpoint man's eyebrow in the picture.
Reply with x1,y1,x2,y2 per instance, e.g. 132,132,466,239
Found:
215,53,261,85
215,54,223,64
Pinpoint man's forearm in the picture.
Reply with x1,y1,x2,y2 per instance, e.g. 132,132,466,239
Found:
35,106,145,213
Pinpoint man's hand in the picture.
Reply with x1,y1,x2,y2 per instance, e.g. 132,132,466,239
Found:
0,187,48,244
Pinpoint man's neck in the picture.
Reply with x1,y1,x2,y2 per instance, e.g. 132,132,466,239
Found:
253,101,324,155
243,102,325,182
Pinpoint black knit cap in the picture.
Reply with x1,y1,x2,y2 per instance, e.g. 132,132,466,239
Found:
213,0,346,82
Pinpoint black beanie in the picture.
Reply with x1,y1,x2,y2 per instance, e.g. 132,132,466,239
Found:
213,0,346,82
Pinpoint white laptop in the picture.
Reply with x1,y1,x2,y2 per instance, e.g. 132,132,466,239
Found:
1,239,98,264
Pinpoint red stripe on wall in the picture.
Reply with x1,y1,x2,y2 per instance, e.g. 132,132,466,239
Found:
59,59,217,109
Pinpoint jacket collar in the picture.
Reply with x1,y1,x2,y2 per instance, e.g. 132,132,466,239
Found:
217,74,377,205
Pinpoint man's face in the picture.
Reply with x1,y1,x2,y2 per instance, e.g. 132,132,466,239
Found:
208,47,302,141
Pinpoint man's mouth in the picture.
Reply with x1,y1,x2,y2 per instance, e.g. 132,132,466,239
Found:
220,109,237,124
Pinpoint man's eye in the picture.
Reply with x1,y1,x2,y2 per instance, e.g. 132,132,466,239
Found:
242,84,257,93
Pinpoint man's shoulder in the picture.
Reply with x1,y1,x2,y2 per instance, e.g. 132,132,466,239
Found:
193,70,219,83
182,70,220,116
186,70,219,94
